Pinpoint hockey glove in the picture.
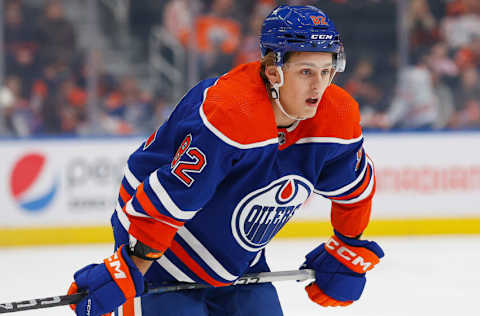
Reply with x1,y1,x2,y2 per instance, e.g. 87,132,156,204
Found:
67,245,144,316
301,230,384,307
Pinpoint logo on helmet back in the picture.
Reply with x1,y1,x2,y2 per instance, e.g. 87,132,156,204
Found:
310,15,328,26
231,175,313,252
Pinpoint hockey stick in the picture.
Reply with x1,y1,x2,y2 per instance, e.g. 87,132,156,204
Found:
0,269,315,314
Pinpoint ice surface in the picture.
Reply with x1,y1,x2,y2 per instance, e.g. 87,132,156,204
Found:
1,236,479,316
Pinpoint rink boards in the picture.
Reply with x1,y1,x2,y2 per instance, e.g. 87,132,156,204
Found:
1,132,479,246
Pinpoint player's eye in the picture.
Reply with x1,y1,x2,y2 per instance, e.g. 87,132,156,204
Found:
301,69,312,76
321,69,330,77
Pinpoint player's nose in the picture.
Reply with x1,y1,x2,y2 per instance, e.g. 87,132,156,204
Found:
311,74,324,90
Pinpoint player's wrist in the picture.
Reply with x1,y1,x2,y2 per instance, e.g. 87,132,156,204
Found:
128,236,164,261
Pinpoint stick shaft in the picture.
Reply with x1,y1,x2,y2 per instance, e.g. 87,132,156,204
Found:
146,269,315,295
0,292,86,313
0,269,314,314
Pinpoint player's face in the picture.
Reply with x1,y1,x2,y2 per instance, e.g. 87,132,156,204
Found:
279,52,335,121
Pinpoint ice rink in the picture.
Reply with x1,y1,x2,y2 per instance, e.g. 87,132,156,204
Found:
1,236,479,316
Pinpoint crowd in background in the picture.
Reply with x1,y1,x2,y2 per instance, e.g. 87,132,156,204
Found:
0,0,479,137
359,0,480,129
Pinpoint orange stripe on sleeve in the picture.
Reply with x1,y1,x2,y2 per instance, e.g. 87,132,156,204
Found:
170,240,231,287
330,165,371,201
119,184,132,205
331,176,376,237
135,183,184,227
126,210,182,252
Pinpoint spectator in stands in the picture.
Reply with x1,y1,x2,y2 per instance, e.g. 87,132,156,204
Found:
0,77,17,135
35,0,77,66
426,48,456,129
428,42,459,78
234,1,274,66
380,51,439,129
195,0,241,77
407,0,438,52
344,57,394,129
101,75,155,135
31,61,70,134
440,0,480,50
3,1,36,50
56,78,87,134
1,76,38,136
162,0,196,47
344,58,383,111
449,67,480,128
5,44,41,99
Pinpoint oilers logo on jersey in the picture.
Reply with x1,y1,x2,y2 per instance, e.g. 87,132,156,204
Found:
231,175,313,252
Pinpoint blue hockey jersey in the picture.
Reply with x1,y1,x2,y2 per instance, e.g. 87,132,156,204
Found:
111,62,375,287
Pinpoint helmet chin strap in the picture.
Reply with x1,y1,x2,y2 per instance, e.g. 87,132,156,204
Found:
271,66,307,122
270,66,337,122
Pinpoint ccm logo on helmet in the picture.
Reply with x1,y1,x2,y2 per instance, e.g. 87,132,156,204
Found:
107,252,127,279
311,34,333,40
325,237,376,272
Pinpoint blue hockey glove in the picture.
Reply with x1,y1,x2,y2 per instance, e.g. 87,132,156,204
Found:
67,245,144,316
301,230,384,307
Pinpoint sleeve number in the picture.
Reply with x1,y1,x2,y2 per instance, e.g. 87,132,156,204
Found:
171,134,207,187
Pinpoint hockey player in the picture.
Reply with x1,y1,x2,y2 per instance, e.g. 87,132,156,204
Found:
68,5,384,316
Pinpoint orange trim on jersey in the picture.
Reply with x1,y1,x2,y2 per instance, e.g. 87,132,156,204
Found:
121,298,135,316
330,165,372,201
119,184,132,205
135,183,184,227
104,245,137,300
202,62,278,145
126,211,181,252
278,84,363,150
203,63,362,148
170,240,232,287
331,177,376,237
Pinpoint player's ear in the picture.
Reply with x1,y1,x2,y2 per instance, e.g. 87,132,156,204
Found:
264,64,280,85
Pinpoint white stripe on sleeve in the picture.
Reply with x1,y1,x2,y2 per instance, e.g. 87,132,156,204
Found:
332,159,375,205
148,171,198,220
124,164,141,189
157,256,195,283
116,203,131,231
314,156,368,196
177,227,238,281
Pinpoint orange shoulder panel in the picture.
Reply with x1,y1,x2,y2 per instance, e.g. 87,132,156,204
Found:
201,62,278,146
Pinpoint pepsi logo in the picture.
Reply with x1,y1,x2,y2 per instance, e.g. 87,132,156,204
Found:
9,153,58,212
231,175,313,252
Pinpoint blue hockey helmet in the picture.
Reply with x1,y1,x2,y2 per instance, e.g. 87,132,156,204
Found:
260,5,346,72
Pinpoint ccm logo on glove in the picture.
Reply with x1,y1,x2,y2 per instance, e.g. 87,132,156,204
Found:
106,253,127,279
324,235,380,273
